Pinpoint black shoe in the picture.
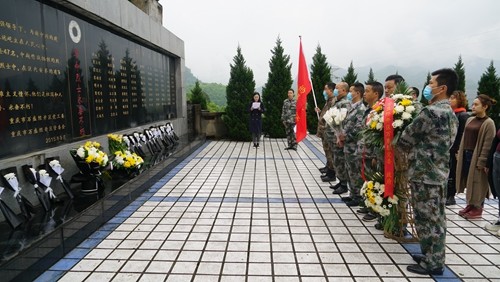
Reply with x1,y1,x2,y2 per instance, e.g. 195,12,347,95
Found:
330,182,342,190
363,213,378,222
345,198,361,207
332,186,348,195
406,264,443,275
284,147,291,150
319,167,328,174
357,207,369,214
445,196,456,206
253,143,257,147
341,196,352,202
374,222,383,230
321,175,336,182
412,254,426,264
290,147,297,151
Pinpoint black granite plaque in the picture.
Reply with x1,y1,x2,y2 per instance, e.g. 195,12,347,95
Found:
0,0,177,159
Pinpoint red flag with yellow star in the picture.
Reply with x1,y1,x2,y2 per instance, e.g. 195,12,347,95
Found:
295,38,312,143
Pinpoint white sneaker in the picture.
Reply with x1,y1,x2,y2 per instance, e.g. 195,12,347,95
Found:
484,221,500,232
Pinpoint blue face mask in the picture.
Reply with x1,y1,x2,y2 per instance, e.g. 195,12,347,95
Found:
323,90,328,101
333,89,339,97
346,92,353,101
423,85,433,101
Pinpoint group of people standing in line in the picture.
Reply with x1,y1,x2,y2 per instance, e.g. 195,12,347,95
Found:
248,68,500,276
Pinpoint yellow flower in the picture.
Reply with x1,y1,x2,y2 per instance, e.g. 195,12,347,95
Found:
367,181,374,189
374,105,382,112
370,121,377,129
400,99,412,106
124,161,131,168
85,155,95,163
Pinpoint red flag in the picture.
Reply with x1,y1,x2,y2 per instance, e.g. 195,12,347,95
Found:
296,38,312,143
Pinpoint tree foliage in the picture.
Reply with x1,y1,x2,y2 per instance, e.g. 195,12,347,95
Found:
454,55,466,92
342,60,358,86
223,46,256,141
366,68,376,84
308,45,331,135
421,71,431,106
188,80,209,110
478,61,500,124
262,36,293,138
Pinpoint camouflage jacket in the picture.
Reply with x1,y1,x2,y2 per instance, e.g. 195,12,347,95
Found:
317,97,336,137
397,99,458,185
343,100,366,144
281,98,297,124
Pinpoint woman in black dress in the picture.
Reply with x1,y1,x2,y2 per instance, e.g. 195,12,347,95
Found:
249,92,265,148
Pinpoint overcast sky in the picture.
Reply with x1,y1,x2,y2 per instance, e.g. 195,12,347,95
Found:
159,0,500,86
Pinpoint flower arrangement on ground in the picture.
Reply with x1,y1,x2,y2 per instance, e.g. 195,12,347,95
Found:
73,141,109,168
360,172,399,217
108,134,128,155
361,82,419,239
111,150,144,172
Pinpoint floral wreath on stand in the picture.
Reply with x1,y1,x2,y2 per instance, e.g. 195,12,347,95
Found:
361,82,419,241
108,134,144,179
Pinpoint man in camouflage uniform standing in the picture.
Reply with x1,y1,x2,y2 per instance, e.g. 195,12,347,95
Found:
397,68,458,275
329,82,351,194
282,89,297,150
316,82,337,182
340,82,366,206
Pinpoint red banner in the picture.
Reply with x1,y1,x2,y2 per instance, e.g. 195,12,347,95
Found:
383,98,395,197
295,38,312,143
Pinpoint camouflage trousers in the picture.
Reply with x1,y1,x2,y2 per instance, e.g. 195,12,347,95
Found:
322,135,334,170
409,181,446,270
328,136,348,183
284,122,297,148
344,143,363,197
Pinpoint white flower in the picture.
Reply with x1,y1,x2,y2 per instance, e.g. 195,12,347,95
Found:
376,122,383,130
49,160,61,167
39,169,49,177
392,94,404,100
395,105,405,113
388,195,399,204
4,173,16,181
401,112,412,120
77,147,85,158
392,119,404,128
405,105,416,113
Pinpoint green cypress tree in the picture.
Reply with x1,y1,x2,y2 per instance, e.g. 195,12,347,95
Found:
262,37,293,138
342,60,358,86
365,68,376,84
223,46,256,141
421,71,431,106
188,80,209,110
454,55,466,91
308,45,331,135
478,61,500,124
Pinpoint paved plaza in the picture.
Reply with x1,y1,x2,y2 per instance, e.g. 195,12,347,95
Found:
35,137,500,281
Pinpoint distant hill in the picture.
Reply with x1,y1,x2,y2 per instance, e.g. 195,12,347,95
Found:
184,66,227,106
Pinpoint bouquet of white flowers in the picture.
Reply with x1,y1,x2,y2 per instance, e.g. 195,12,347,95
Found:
48,159,74,199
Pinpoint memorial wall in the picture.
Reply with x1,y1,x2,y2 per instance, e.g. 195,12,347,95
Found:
0,0,178,159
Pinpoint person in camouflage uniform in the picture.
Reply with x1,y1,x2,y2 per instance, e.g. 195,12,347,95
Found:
357,82,384,221
341,83,366,206
316,82,337,181
282,89,297,150
329,82,351,194
397,68,459,276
